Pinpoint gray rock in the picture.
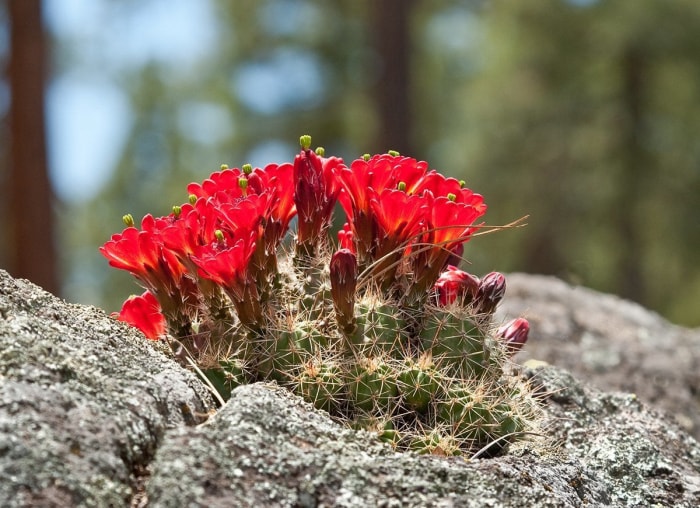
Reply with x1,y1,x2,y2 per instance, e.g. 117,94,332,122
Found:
0,270,215,507
498,273,700,439
146,372,700,507
1,269,699,507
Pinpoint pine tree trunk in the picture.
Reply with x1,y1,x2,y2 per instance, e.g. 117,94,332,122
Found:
8,0,57,294
373,0,414,155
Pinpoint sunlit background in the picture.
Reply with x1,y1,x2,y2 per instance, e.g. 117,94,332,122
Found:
2,0,700,326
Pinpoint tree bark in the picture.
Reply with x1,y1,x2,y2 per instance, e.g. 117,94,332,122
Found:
372,0,414,155
8,0,57,294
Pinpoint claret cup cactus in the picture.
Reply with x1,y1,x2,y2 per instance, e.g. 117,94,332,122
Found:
101,135,538,457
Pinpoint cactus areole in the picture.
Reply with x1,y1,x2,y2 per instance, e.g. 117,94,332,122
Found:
101,135,536,456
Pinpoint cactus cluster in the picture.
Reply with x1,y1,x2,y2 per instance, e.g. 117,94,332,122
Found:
101,135,537,456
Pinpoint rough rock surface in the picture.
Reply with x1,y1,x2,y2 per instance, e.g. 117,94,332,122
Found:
0,270,215,507
147,374,700,507
498,273,700,439
1,269,699,507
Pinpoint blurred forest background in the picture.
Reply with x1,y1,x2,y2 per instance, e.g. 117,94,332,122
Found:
1,0,699,326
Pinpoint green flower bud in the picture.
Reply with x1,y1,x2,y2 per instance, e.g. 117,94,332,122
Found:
188,194,197,205
388,150,400,157
362,153,371,161
122,214,135,227
220,163,229,170
242,163,253,175
315,146,325,157
172,205,182,218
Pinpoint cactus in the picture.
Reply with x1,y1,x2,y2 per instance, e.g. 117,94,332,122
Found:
101,135,538,456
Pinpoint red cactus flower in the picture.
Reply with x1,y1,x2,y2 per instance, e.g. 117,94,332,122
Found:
191,231,257,292
256,162,297,241
191,229,261,327
367,188,427,288
115,291,167,340
434,265,480,306
336,154,429,259
497,317,529,355
99,215,187,299
293,138,342,255
187,166,245,201
186,164,296,250
409,194,487,295
370,189,426,247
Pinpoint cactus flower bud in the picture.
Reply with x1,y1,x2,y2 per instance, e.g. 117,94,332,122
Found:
330,249,358,333
475,271,506,315
433,265,479,306
497,317,529,355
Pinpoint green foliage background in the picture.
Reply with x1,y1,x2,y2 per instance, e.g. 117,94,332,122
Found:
56,0,700,326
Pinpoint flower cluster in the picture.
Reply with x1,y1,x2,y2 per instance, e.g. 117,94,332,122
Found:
336,152,487,295
101,135,534,457
102,137,521,344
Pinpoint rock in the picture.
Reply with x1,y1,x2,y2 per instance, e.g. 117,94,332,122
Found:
498,273,700,439
0,270,215,507
1,269,698,507
146,376,700,507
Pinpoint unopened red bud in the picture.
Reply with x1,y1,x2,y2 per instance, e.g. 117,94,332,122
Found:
497,317,529,355
476,271,506,315
434,265,479,306
330,249,358,332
